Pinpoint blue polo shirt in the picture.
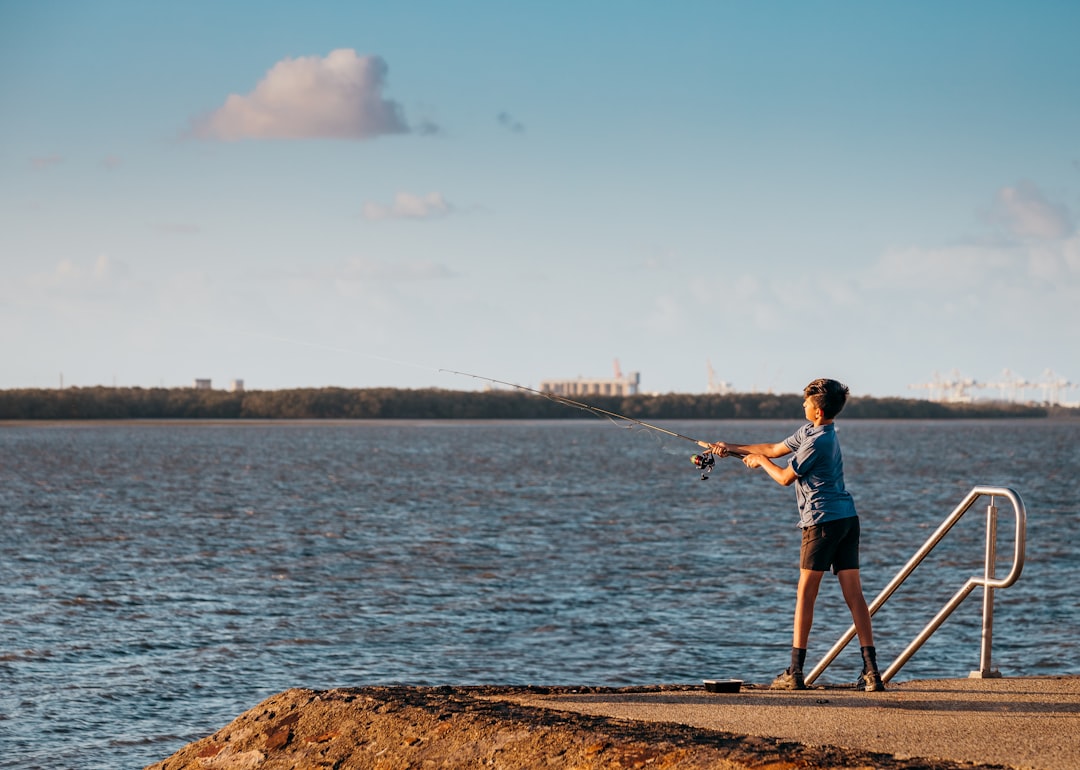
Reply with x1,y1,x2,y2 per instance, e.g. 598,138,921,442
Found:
783,422,857,528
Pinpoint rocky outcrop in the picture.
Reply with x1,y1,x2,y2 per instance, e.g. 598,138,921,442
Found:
146,685,981,770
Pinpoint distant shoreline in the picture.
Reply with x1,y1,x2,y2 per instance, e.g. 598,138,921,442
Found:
1,385,1075,421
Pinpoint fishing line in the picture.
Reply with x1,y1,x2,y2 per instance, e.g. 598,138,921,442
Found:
439,368,737,479
192,322,734,479
441,369,702,442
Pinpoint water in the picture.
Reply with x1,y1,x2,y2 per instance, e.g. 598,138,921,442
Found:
1,419,1077,769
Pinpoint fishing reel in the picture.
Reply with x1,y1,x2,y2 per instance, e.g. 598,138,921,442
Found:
690,452,715,480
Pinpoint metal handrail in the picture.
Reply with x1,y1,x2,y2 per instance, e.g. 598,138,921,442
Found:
805,486,1026,685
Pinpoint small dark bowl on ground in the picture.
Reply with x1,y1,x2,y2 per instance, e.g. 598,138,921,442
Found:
703,679,742,693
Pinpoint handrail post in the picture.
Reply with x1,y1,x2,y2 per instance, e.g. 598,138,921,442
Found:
971,497,1002,678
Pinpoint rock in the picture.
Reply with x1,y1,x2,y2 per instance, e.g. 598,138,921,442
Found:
144,685,975,770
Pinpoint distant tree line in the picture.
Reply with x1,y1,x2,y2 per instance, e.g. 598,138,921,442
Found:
0,386,1062,421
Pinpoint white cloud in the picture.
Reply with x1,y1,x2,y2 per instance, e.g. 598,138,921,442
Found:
362,192,453,221
191,50,413,141
991,181,1074,240
1025,234,1080,281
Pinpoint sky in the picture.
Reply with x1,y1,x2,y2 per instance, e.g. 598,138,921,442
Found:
2,1,1078,399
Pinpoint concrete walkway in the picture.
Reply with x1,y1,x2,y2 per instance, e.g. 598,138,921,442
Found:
498,676,1080,770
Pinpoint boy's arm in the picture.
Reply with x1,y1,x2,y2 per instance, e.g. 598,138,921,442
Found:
697,439,796,485
743,454,798,486
699,440,791,459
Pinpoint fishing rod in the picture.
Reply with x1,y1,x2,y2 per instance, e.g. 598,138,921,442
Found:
198,329,731,476
439,368,737,479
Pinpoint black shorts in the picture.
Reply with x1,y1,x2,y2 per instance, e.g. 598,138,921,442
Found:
800,516,861,573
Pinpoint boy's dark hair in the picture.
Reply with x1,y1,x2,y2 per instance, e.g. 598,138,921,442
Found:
805,378,850,420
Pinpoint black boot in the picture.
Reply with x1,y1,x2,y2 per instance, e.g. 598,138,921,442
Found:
771,647,807,690
792,646,807,673
859,645,885,692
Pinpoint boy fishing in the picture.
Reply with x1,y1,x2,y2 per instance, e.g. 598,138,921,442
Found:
701,378,885,691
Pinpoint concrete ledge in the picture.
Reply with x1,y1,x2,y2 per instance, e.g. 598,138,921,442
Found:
500,676,1080,770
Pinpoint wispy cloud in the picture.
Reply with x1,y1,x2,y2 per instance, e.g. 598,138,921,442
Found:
16,255,133,306
692,180,1080,357
362,192,454,221
31,155,63,170
497,111,525,134
191,49,418,141
29,255,125,286
864,243,1019,291
990,181,1074,240
862,182,1079,294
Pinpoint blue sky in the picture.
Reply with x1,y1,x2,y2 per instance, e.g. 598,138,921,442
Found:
2,1,1078,398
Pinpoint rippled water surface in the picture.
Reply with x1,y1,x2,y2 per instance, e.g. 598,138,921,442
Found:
1,419,1078,768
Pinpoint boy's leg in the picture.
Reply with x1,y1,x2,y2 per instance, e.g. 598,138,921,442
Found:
837,568,885,691
794,568,825,648
772,569,824,690
836,568,873,647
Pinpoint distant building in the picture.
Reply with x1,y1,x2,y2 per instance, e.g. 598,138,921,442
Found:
229,379,245,393
540,371,640,397
193,379,212,390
